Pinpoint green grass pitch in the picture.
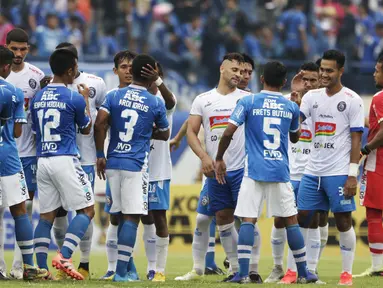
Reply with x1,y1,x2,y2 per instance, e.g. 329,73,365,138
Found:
1,251,383,287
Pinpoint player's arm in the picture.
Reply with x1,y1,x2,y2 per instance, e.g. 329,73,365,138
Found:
299,90,311,124
299,16,309,55
153,100,170,141
362,98,383,153
141,63,176,110
170,118,188,151
0,87,13,126
289,102,301,143
13,89,27,138
73,90,92,135
364,117,369,128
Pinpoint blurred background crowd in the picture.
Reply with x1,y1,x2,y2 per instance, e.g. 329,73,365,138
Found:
1,0,383,92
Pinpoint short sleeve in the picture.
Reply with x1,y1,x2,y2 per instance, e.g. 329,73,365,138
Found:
14,88,26,123
349,96,364,132
95,80,107,108
100,90,115,114
372,94,383,124
300,91,311,121
155,99,169,131
190,96,203,116
229,97,248,127
290,102,300,132
73,92,91,129
0,87,13,121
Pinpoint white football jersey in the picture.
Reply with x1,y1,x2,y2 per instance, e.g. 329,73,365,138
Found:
148,91,176,182
7,62,45,157
67,72,107,165
300,87,364,176
190,88,249,172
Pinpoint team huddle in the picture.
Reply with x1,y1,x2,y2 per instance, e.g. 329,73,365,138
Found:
0,27,382,285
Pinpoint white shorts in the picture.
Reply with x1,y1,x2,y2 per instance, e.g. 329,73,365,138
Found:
106,169,148,215
0,171,29,208
234,176,297,218
37,156,94,214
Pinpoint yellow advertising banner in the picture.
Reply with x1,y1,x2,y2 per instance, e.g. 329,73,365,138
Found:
167,184,370,257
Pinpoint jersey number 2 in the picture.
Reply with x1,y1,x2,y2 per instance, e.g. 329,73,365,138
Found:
119,109,138,142
263,117,281,150
37,109,61,142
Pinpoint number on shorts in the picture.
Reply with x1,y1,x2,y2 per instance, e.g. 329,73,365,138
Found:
119,109,138,142
37,109,61,142
263,117,281,150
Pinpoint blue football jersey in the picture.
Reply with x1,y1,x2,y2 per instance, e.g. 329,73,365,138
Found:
0,84,13,121
0,79,26,176
229,90,300,182
101,84,169,172
31,84,90,157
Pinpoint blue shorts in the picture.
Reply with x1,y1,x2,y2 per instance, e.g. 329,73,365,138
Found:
21,157,37,193
104,181,119,215
82,165,95,191
197,180,215,216
207,168,244,213
148,180,170,211
297,174,355,213
291,180,300,200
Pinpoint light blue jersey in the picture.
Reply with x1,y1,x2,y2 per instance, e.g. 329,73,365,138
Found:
229,90,300,182
0,79,26,176
31,84,91,157
101,84,169,172
0,84,13,121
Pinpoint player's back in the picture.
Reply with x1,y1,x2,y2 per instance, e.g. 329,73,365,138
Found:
0,81,16,122
103,84,168,172
31,84,90,157
237,91,300,182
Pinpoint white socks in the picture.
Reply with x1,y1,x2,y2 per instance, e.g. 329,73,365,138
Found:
218,222,239,273
143,224,156,272
192,214,212,275
339,227,356,274
271,225,286,266
106,223,118,272
319,224,328,260
307,228,320,272
79,220,93,263
250,223,261,273
156,236,169,273
0,208,5,272
53,216,69,249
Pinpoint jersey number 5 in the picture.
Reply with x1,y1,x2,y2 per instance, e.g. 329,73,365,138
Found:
37,109,61,142
119,109,138,142
263,117,281,150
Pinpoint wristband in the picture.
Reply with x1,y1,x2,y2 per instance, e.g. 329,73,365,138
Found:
361,145,371,155
96,150,105,158
348,163,359,177
155,77,163,87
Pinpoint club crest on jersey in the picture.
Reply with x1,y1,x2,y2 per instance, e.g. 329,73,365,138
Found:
89,87,96,98
209,115,230,130
337,101,346,112
29,78,37,89
315,122,336,136
299,129,312,142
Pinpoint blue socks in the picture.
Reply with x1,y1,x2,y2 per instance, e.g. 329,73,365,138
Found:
14,214,34,266
238,222,254,278
116,220,138,277
205,217,217,269
286,224,308,278
34,219,52,269
61,214,90,259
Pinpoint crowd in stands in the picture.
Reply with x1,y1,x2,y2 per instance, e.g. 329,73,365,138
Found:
1,0,383,86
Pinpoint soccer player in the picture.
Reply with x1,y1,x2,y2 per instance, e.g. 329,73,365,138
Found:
175,53,250,281
31,49,95,281
3,28,47,279
0,46,48,280
298,50,364,285
356,55,383,277
265,62,322,284
50,42,107,280
102,50,138,280
140,62,176,282
94,54,170,282
215,61,317,284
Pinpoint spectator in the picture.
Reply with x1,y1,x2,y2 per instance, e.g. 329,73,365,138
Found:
100,24,120,59
0,10,14,45
243,23,265,64
277,0,308,60
260,25,284,60
356,3,375,37
28,0,56,32
337,0,357,63
308,20,329,61
65,15,83,58
35,12,66,57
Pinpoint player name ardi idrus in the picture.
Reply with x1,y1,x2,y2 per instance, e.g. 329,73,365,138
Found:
33,90,67,109
119,89,149,112
253,98,293,118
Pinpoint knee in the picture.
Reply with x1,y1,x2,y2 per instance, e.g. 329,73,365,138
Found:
215,209,235,225
141,213,154,225
196,213,212,231
319,211,329,227
274,217,285,229
298,210,313,228
78,205,95,220
110,214,120,226
10,202,27,217
334,212,352,232
56,207,68,217
309,212,320,229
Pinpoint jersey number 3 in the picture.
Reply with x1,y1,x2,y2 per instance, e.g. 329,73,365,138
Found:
263,117,281,150
119,109,138,142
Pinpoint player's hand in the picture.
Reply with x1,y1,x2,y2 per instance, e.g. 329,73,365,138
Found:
343,176,357,198
361,145,371,155
169,137,181,152
290,91,302,106
77,83,90,98
291,71,305,93
40,76,52,89
141,63,159,82
201,155,215,178
97,157,106,180
215,159,227,185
